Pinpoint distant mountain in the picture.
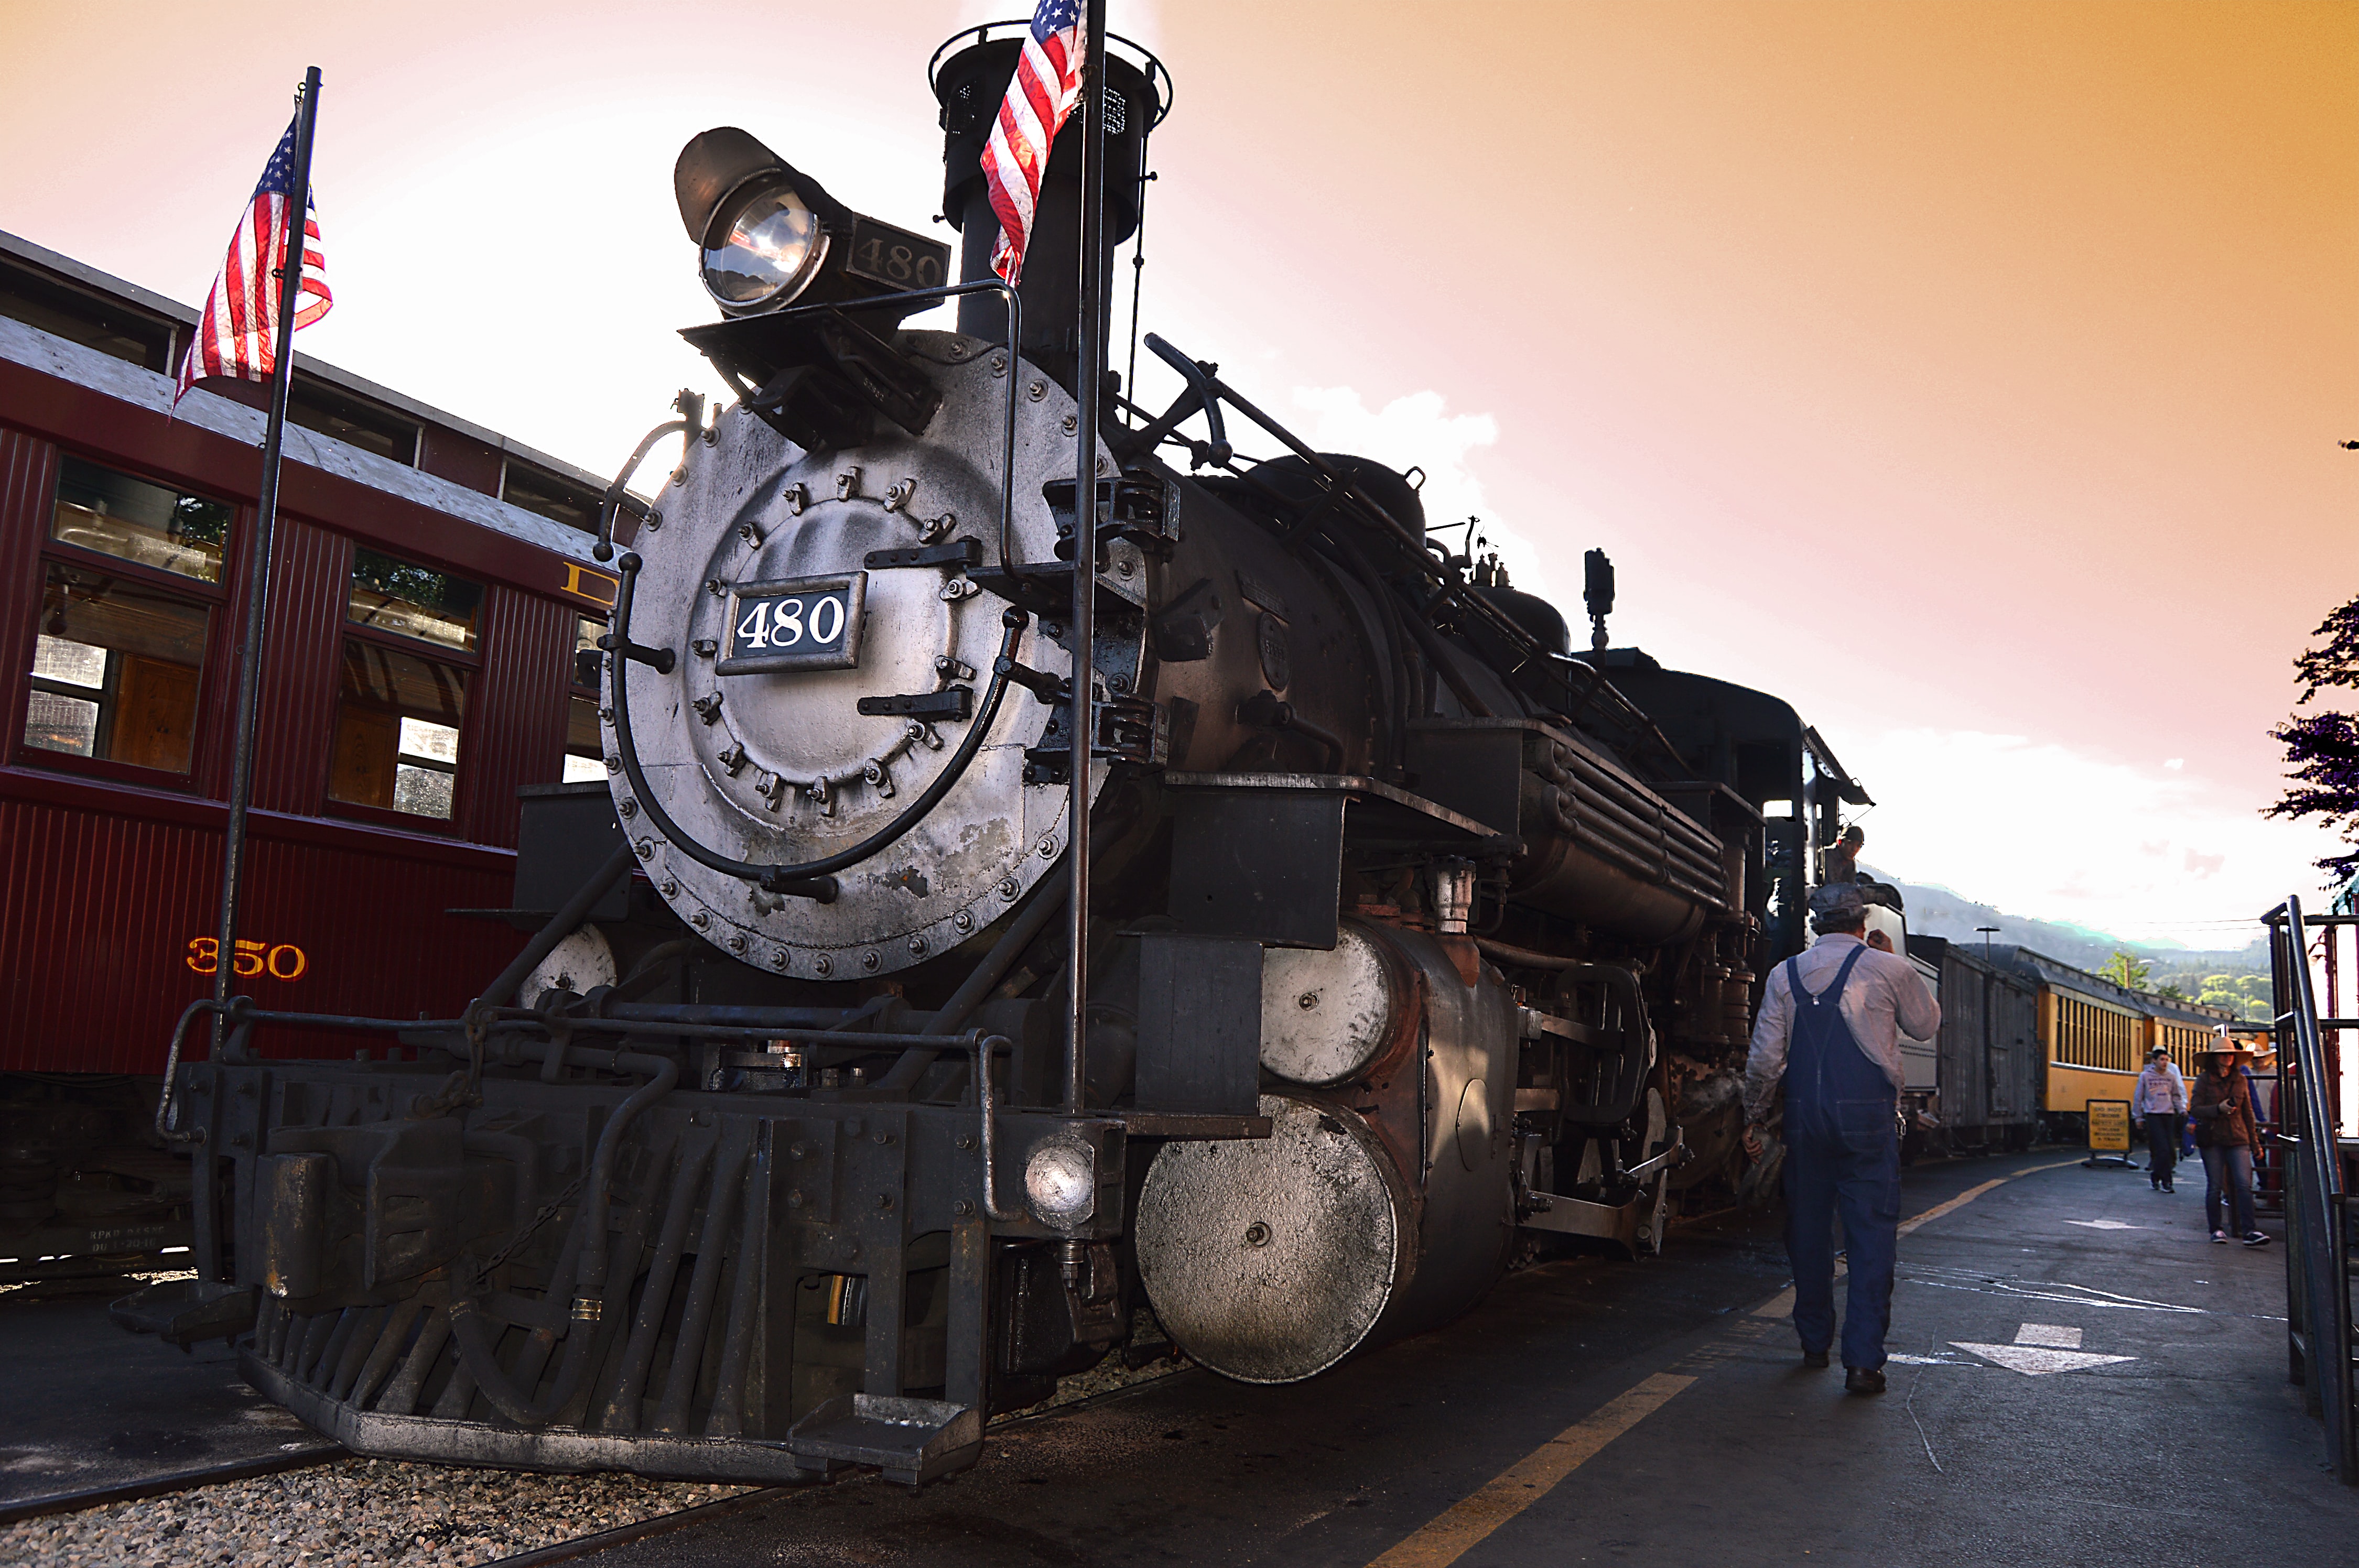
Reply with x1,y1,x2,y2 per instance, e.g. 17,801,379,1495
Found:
1859,865,2266,974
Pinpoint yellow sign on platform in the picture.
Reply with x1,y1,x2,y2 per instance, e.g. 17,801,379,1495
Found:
2086,1099,2131,1153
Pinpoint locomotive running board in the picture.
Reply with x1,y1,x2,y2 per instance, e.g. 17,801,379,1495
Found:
1520,1192,1649,1249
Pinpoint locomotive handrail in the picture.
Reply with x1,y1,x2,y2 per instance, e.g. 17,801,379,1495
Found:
1132,334,1696,776
155,995,474,1143
606,551,1032,897
590,413,687,564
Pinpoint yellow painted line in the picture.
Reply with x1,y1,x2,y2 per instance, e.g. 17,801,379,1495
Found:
1754,1156,2086,1317
1895,1178,2008,1237
1367,1372,1696,1567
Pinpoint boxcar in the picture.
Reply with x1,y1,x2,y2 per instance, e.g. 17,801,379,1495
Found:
1903,936,2042,1151
0,229,631,1283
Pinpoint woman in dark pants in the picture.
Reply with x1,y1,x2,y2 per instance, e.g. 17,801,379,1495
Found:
2191,1041,2267,1246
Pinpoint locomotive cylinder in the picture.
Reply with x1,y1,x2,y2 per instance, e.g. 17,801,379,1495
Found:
1134,924,1516,1382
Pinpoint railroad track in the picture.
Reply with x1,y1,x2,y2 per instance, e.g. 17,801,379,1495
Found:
0,1357,1199,1564
0,1444,347,1528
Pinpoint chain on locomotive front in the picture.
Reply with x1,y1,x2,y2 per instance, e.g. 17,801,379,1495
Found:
134,30,1847,1485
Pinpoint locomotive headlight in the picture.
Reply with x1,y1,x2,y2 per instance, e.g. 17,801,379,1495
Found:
1024,1139,1097,1226
700,179,827,310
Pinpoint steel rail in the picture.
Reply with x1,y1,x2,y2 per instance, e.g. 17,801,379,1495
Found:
0,1446,349,1528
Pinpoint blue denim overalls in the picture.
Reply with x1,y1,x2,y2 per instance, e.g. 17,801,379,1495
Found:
1781,943,1901,1370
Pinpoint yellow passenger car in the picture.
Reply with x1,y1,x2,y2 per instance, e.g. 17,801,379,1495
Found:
1984,948,2238,1129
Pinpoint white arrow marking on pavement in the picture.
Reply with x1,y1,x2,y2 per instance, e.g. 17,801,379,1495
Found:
2063,1219,2149,1230
1951,1321,2135,1375
2014,1323,2082,1347
1950,1343,2135,1375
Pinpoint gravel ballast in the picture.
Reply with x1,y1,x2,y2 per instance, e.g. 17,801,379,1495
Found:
0,1458,750,1567
2,1342,1193,1567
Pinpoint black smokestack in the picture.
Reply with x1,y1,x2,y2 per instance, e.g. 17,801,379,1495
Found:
933,37,1159,395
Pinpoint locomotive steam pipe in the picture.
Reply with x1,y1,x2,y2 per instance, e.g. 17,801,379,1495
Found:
447,1038,679,1427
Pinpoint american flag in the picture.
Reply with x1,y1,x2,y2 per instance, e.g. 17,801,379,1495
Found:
979,0,1087,286
173,113,332,406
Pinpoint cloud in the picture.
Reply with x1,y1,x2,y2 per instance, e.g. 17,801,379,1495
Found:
2165,758,2185,770
1838,726,2339,942
1288,386,1556,592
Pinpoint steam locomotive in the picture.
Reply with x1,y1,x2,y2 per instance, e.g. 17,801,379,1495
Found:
127,27,1871,1486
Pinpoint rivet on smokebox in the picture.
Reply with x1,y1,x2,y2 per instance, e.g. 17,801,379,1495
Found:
692,911,710,929
815,955,834,977
1027,379,1047,402
1000,878,1020,899
861,951,881,972
1038,836,1058,858
955,911,973,933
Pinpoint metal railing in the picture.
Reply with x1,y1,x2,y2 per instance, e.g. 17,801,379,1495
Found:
2266,895,2356,1484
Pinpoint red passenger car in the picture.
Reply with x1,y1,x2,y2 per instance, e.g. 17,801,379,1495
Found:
0,230,627,1283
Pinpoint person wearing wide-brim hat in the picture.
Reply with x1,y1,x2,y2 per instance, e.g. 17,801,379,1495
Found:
2191,1032,2267,1246
2133,1043,2188,1192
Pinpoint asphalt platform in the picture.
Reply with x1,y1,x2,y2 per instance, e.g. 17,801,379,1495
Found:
570,1153,2359,1566
0,1286,338,1520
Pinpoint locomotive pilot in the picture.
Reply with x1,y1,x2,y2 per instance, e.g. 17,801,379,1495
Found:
1740,882,1941,1395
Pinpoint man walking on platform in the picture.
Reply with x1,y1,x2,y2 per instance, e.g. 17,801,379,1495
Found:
1741,883,1941,1396
2133,1045,2187,1192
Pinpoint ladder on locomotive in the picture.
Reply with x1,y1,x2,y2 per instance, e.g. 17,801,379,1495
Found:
2266,897,2359,1485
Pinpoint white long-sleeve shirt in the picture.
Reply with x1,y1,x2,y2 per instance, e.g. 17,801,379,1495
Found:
1744,933,1942,1122
2134,1061,2187,1116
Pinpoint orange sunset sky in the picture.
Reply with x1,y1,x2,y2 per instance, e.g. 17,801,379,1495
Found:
1,1,2352,946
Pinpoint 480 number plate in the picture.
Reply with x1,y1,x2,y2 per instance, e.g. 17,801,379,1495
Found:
717,571,867,674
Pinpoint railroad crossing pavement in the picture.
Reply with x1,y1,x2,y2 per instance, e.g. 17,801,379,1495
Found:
0,1285,339,1521
571,1154,2359,1566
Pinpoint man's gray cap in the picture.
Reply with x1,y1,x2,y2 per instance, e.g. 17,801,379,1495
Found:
1809,882,1869,927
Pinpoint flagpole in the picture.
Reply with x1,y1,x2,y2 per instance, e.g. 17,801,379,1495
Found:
212,66,323,1049
1062,1,1109,1120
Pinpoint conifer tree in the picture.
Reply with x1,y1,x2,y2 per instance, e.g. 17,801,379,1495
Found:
2268,598,2359,877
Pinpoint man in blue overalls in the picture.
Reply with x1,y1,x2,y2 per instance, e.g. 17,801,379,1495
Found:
1741,883,1941,1395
